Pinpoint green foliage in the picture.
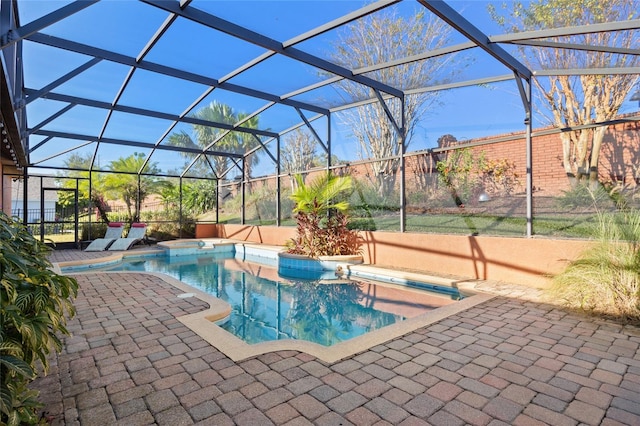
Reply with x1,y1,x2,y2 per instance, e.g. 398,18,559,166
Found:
434,149,521,205
58,152,171,224
436,149,483,205
555,183,629,211
57,153,108,221
140,208,196,240
103,152,167,223
182,180,217,215
0,212,78,425
549,208,640,324
80,222,108,242
168,101,261,179
287,174,362,257
290,174,353,216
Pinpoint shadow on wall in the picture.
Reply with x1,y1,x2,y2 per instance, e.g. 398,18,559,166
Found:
196,224,592,288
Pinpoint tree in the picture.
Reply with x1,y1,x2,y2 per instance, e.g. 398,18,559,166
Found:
103,153,166,222
182,180,218,215
489,0,639,187
330,7,460,196
168,101,261,180
281,128,324,190
57,153,110,223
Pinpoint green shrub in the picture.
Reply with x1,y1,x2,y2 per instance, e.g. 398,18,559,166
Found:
436,148,483,205
140,209,196,240
81,222,108,241
0,212,78,425
549,209,640,324
555,183,627,211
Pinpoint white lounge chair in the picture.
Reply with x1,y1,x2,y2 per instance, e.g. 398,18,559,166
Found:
84,222,125,252
108,223,147,251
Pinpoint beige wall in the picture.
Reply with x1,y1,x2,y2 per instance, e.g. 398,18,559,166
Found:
1,161,17,216
1,157,27,216
196,223,591,289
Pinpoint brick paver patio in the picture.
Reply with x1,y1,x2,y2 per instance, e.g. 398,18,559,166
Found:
33,250,640,425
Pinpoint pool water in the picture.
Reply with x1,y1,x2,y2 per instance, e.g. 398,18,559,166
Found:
98,253,461,347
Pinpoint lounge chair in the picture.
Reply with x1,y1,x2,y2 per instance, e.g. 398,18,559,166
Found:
108,223,147,251
84,222,125,252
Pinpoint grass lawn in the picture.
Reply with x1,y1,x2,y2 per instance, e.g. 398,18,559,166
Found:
223,211,598,239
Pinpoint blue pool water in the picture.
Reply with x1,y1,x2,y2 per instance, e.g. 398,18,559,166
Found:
87,253,461,347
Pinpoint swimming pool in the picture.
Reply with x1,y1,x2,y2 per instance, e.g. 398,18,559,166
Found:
92,252,462,347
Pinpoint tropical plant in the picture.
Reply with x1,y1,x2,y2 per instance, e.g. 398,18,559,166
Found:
286,174,362,257
0,211,78,425
102,152,167,223
57,153,110,222
168,101,261,180
549,206,640,323
182,180,218,215
290,173,352,217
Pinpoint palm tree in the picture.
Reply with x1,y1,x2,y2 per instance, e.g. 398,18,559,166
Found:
168,101,261,180
290,173,352,217
103,152,167,222
57,153,110,223
287,173,361,257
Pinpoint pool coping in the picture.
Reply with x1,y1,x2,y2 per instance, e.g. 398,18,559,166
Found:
53,241,495,363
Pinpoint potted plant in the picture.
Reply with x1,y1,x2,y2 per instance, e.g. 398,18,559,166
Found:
279,173,363,278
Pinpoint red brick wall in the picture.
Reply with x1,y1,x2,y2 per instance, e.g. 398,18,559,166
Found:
240,118,638,198
437,119,639,196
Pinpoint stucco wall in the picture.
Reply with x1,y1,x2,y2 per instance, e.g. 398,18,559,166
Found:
196,223,591,289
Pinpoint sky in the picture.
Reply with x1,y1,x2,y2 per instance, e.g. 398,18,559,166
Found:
14,0,640,178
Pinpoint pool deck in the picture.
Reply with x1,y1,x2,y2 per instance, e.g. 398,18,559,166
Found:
33,248,640,425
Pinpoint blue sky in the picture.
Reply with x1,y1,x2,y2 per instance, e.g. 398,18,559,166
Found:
16,0,639,177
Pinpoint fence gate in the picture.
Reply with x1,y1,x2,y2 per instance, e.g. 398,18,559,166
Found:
40,186,79,249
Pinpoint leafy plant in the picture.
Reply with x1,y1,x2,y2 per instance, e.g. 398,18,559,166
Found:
435,149,523,205
182,180,217,215
436,148,483,206
103,152,168,223
479,158,521,196
81,222,108,242
556,183,609,210
0,212,78,425
286,174,362,257
549,207,640,324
